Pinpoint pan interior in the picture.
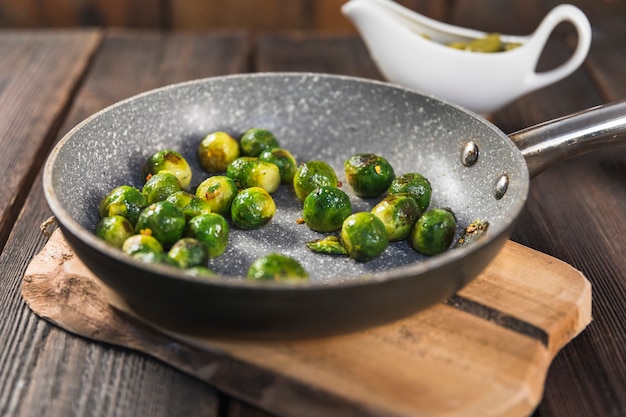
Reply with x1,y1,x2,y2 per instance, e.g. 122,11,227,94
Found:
47,73,528,284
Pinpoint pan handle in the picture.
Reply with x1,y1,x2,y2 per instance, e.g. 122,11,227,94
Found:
508,100,626,178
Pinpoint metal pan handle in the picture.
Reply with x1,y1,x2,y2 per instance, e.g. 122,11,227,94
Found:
508,100,626,178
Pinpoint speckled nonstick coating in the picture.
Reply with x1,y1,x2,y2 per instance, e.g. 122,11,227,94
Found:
43,73,529,338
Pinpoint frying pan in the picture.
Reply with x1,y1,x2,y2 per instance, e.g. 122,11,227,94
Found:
43,73,626,338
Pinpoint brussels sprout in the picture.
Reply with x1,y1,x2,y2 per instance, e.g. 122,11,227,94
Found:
186,266,216,277
411,208,457,256
95,215,135,248
142,172,182,204
258,148,298,184
239,128,280,157
122,233,164,256
371,194,421,241
135,201,186,246
185,213,229,258
302,186,352,232
293,160,338,202
167,237,209,269
231,187,276,230
198,131,240,173
340,212,389,262
195,175,238,216
306,236,348,256
143,149,192,190
226,157,281,193
388,172,432,213
344,153,395,198
131,250,174,265
166,191,212,219
98,185,147,225
247,253,308,281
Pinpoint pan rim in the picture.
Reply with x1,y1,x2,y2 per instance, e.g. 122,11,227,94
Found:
43,71,530,291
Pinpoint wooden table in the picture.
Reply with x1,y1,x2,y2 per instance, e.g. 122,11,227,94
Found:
1,1,624,416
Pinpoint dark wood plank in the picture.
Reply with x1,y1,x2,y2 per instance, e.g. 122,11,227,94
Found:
256,33,382,79
0,0,162,28
0,30,252,417
483,14,626,417
0,29,101,253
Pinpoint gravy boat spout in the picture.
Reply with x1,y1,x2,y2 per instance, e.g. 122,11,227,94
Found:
342,0,591,114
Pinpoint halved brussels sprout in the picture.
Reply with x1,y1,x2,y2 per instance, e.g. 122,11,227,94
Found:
258,148,298,184
230,187,276,230
98,185,147,225
198,131,240,173
344,153,395,198
239,128,280,157
302,186,352,232
371,194,421,241
388,172,432,213
142,172,182,204
143,149,192,190
135,200,186,246
340,212,389,262
185,213,229,258
166,191,212,220
226,157,281,193
167,237,209,269
411,208,457,256
95,215,135,248
293,160,338,202
247,253,308,281
195,175,238,216
122,233,164,256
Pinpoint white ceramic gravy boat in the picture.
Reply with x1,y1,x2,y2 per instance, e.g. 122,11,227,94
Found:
342,0,592,114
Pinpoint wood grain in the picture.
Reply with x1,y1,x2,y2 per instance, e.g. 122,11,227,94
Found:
22,229,591,417
0,30,253,417
0,29,100,252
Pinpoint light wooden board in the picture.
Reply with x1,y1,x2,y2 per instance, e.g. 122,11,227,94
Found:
22,228,591,417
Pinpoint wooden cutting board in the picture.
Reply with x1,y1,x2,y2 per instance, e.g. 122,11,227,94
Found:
22,229,591,417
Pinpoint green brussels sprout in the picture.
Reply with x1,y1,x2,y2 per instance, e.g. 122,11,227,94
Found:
198,131,240,173
230,187,276,230
306,236,348,256
371,194,422,241
411,208,457,256
388,172,432,213
226,157,281,193
95,215,135,248
143,149,192,190
340,212,389,262
293,160,338,202
98,185,147,225
166,191,212,219
142,172,182,204
186,266,216,277
195,175,238,216
302,186,352,232
131,250,175,265
185,213,229,258
135,201,186,246
239,128,280,157
167,237,209,269
258,148,298,184
247,253,308,281
344,153,395,198
122,233,164,256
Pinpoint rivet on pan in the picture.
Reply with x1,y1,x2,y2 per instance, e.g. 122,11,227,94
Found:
461,141,479,167
494,174,509,200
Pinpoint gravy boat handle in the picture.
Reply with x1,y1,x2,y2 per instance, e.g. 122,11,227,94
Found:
522,4,592,95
